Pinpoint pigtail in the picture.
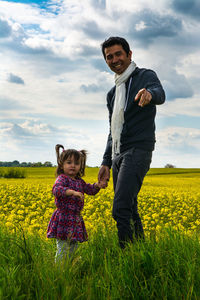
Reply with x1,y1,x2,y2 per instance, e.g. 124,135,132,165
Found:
55,144,64,164
79,150,87,177
55,144,64,176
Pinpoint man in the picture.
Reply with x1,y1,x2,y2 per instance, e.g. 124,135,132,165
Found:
98,36,165,248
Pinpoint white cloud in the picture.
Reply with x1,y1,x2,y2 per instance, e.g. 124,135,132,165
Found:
106,0,169,14
0,1,47,24
1,65,111,121
152,126,200,168
0,119,108,166
176,51,200,78
156,126,200,153
158,96,200,118
135,21,147,31
0,0,200,168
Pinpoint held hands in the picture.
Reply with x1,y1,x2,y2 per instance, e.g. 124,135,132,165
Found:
135,88,152,107
95,181,107,189
98,165,110,188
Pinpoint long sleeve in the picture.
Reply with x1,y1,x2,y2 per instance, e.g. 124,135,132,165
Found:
145,70,165,105
52,175,70,203
101,132,112,168
80,179,100,195
101,89,115,168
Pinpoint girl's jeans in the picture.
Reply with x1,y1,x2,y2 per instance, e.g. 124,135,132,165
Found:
55,239,78,262
112,147,152,248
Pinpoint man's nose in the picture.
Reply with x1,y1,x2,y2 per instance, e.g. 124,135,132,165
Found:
112,55,119,64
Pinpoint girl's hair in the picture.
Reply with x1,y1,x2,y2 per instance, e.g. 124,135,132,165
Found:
55,144,87,178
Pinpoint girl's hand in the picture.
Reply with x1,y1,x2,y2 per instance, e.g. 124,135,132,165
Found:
66,189,84,200
95,181,106,189
73,191,84,201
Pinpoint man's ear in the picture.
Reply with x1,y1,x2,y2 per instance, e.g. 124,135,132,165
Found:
128,50,132,61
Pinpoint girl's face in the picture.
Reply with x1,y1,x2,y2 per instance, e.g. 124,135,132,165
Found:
63,155,81,178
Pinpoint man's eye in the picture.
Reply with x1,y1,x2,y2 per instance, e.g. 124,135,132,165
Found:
106,55,113,60
116,52,122,56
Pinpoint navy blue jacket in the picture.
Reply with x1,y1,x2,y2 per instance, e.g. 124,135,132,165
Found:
102,67,165,168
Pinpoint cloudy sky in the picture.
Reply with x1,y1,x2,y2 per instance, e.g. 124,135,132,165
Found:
0,0,200,168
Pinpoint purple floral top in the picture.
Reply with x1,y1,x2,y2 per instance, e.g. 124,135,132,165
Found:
47,174,99,242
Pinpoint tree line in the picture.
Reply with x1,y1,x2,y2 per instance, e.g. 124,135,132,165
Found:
0,160,53,167
0,160,175,168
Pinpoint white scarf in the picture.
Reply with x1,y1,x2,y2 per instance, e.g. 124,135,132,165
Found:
111,61,137,159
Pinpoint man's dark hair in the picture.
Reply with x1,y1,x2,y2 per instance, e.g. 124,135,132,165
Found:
101,36,130,59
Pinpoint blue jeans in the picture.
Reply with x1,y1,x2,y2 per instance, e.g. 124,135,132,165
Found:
112,147,152,248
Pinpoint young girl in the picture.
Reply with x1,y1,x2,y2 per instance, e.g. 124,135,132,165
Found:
47,144,103,261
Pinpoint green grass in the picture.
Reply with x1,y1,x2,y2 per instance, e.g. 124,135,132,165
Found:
147,168,200,176
0,167,56,179
0,227,200,300
0,167,26,178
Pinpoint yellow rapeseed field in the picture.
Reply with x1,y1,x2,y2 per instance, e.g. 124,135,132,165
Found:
0,168,200,239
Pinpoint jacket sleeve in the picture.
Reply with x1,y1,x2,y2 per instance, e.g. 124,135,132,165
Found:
101,133,112,168
145,70,165,105
101,91,114,168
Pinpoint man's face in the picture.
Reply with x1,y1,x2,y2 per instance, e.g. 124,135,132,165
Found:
104,44,132,75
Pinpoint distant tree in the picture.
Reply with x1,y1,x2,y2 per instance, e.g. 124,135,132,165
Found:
32,162,43,167
0,160,54,167
12,160,20,167
165,164,176,168
44,161,53,167
4,162,11,167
